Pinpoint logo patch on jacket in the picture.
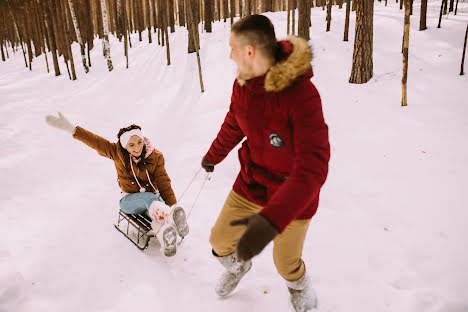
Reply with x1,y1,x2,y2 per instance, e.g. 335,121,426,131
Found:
269,134,283,148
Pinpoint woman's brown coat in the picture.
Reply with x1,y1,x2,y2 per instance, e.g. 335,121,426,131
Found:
73,126,177,206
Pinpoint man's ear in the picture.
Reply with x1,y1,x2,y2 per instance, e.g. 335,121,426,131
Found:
247,45,255,57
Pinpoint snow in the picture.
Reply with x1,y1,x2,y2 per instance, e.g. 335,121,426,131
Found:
1,1,467,311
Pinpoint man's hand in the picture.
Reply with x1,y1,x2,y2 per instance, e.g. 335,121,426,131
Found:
230,213,279,261
201,156,215,172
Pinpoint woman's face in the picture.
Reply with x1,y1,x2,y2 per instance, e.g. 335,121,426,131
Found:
126,135,144,157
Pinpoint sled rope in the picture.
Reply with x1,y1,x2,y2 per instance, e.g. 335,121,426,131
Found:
187,172,210,219
153,168,210,238
178,167,202,202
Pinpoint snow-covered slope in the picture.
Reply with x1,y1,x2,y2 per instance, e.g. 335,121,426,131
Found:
1,1,467,311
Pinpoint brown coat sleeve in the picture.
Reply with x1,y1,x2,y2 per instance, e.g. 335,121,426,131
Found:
153,153,177,206
73,126,118,160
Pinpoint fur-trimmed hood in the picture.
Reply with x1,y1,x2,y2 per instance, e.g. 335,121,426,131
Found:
237,36,313,92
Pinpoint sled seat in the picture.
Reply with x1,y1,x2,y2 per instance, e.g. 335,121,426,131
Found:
114,210,154,250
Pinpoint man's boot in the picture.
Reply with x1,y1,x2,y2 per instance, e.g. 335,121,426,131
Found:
214,251,252,296
286,273,317,312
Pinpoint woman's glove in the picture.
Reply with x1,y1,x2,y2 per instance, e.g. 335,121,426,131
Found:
45,112,76,135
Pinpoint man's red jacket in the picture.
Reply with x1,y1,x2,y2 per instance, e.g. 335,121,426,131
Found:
205,36,330,232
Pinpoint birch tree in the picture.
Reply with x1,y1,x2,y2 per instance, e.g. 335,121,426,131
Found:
68,0,89,73
100,0,114,71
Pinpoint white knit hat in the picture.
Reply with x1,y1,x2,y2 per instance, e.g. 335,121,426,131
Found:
120,129,144,148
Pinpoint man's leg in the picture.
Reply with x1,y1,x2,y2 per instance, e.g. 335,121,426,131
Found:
209,190,262,296
210,190,262,255
273,219,317,311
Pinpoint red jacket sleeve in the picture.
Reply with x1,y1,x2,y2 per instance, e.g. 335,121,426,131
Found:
204,83,245,165
259,90,330,232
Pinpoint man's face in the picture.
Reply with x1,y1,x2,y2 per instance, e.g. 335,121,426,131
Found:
229,33,254,79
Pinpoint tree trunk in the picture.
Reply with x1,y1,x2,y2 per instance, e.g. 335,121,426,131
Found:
68,0,89,73
461,23,467,75
419,0,427,31
230,0,235,25
298,0,309,40
438,0,447,28
168,0,175,32
344,0,350,41
245,0,251,16
101,0,114,71
63,0,77,80
7,0,28,68
147,0,153,43
187,0,199,53
186,0,204,92
349,0,373,84
291,0,296,35
326,0,332,32
222,0,228,22
118,0,129,67
204,0,213,32
0,37,5,61
164,0,171,64
402,0,410,106
455,0,459,15
287,0,291,34
41,0,61,75
179,0,186,26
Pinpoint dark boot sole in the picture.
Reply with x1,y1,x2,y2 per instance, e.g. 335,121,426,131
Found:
173,206,189,238
162,226,177,257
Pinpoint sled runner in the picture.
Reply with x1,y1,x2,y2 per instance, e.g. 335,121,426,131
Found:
114,210,155,250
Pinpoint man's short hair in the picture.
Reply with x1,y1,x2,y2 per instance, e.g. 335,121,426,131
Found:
231,15,281,61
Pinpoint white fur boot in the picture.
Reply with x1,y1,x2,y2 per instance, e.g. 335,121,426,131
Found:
148,201,177,257
286,273,318,312
148,201,189,238
214,252,252,297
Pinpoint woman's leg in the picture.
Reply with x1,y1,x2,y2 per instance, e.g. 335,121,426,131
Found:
119,192,160,215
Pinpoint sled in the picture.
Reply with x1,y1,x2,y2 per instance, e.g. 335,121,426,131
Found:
114,210,155,250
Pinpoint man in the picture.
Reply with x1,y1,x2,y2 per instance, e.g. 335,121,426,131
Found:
202,14,330,311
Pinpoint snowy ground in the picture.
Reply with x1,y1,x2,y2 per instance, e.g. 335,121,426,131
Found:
1,1,467,311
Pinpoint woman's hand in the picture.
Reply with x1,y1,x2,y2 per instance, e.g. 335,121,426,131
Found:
45,112,76,135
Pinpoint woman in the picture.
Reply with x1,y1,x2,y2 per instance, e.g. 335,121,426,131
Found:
45,112,188,257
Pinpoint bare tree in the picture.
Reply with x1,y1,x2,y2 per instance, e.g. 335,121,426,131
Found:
438,0,447,28
419,0,427,31
461,23,467,75
402,0,410,106
326,0,332,32
349,0,373,84
100,0,113,71
186,0,204,92
7,0,28,68
344,0,351,41
205,0,213,32
68,0,89,73
298,0,309,40
41,0,61,76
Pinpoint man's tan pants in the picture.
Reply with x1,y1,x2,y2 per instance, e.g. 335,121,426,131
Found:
210,190,311,282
